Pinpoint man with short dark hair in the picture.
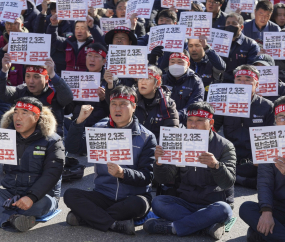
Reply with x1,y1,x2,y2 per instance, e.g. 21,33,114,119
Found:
206,0,227,30
143,101,236,240
239,96,285,242
243,0,281,44
0,96,64,232
64,86,157,235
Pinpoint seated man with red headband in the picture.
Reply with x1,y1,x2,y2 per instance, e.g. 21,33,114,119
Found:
0,54,73,137
144,101,236,240
64,86,156,235
214,64,274,189
0,97,64,232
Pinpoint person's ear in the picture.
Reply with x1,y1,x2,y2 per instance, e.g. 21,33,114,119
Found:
210,118,214,128
34,113,40,122
240,25,244,31
187,61,190,67
103,58,107,65
156,80,161,88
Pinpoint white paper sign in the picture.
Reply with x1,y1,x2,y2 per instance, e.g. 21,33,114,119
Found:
88,0,104,8
62,71,101,102
158,127,209,168
0,0,23,22
207,84,252,118
125,0,154,20
226,0,255,13
0,128,17,165
179,12,212,39
108,45,148,78
8,32,51,65
264,32,285,60
249,125,285,164
161,0,191,9
57,0,88,21
256,66,279,97
100,18,131,35
207,28,233,57
0,0,5,18
36,0,56,6
86,127,133,165
148,25,186,54
19,0,27,10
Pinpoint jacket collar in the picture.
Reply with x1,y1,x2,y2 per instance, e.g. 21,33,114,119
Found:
167,68,195,85
107,115,141,135
190,54,209,65
235,32,245,45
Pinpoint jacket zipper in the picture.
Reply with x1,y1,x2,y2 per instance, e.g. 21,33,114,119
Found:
29,175,31,184
115,178,119,201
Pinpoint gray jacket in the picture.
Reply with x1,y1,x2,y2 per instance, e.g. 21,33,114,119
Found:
154,130,236,205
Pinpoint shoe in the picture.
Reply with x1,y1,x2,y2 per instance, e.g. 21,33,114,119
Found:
143,218,174,235
202,223,225,240
111,219,135,235
66,211,83,226
247,227,266,242
9,214,36,232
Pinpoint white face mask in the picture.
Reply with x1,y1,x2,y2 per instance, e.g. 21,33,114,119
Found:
169,64,187,77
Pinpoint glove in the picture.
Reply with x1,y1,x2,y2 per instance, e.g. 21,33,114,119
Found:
2,195,20,210
148,46,164,65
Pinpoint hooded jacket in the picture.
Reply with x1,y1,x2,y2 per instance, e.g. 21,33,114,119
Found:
23,0,40,33
0,107,64,202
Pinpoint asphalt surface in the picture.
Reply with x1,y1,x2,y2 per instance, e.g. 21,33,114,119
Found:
0,152,257,242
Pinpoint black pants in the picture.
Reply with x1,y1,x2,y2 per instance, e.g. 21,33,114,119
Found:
236,163,257,189
64,188,150,232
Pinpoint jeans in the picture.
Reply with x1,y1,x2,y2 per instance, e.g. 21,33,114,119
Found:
0,189,58,227
239,201,285,242
152,195,232,237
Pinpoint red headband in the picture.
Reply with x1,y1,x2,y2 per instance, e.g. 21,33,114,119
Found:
169,53,189,63
87,48,107,58
148,69,161,81
15,101,41,115
110,94,136,103
26,66,48,76
234,70,258,81
187,109,213,119
275,104,285,115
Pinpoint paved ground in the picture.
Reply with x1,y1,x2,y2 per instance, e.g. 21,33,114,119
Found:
0,153,257,242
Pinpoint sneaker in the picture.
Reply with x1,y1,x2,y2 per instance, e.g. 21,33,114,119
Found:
247,227,266,242
143,218,174,235
66,211,82,226
111,219,135,235
9,214,36,232
202,223,225,240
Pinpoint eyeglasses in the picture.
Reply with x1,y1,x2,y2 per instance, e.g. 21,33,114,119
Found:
276,115,285,122
207,0,220,5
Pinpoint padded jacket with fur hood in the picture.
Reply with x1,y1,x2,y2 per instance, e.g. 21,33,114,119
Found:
0,107,64,202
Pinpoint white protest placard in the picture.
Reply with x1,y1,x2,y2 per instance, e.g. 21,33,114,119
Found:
88,0,104,8
36,0,56,6
86,127,133,165
0,128,17,165
161,0,191,9
148,25,186,54
8,32,51,65
0,0,5,18
179,12,212,39
207,28,233,58
108,45,148,78
19,0,27,10
125,0,154,20
263,32,285,60
249,125,285,164
159,127,209,167
100,18,131,35
57,0,88,21
226,0,255,13
0,0,23,22
256,66,278,97
62,71,100,102
207,84,252,118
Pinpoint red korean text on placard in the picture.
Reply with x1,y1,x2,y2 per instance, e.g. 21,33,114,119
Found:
0,149,15,160
90,150,107,161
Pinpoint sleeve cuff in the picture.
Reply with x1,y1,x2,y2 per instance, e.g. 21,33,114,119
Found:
26,194,38,203
0,70,8,78
260,207,273,213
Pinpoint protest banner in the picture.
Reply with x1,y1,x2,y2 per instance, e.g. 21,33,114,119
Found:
62,71,100,102
207,28,233,57
226,0,255,13
8,32,51,65
125,0,154,20
158,127,209,168
36,0,56,6
57,0,88,21
148,25,186,53
250,125,285,164
0,128,17,165
88,0,104,7
108,44,148,78
179,12,212,39
100,18,131,34
19,0,27,10
86,127,133,165
207,84,252,118
0,0,23,22
256,66,278,96
263,32,285,60
0,0,5,18
161,0,191,10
